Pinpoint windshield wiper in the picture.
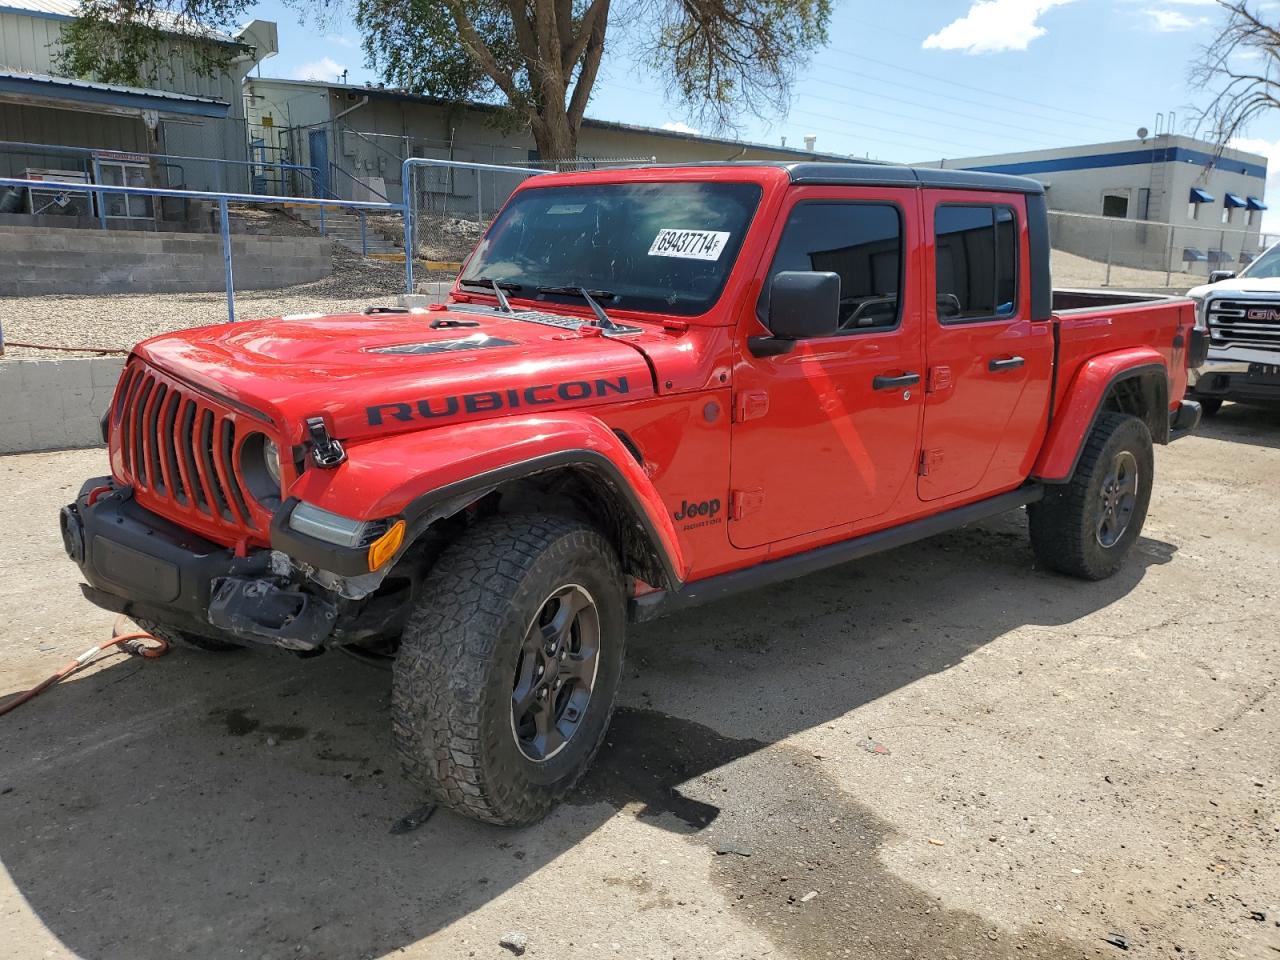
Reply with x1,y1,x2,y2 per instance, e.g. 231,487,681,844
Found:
458,276,523,292
535,285,620,331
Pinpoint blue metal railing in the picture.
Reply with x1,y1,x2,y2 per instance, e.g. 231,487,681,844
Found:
0,177,403,334
399,157,547,292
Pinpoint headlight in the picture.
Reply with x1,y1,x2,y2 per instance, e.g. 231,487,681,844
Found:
289,502,385,548
288,502,406,571
263,437,282,487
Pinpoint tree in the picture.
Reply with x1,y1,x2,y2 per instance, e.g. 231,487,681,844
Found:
57,0,251,87
358,0,831,160
1192,1,1280,146
58,0,832,162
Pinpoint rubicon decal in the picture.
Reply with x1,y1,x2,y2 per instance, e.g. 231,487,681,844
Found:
367,376,630,426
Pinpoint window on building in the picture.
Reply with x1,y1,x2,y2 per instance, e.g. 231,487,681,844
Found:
760,202,904,332
1102,194,1128,218
1223,206,1233,224
1188,202,1200,221
934,204,1019,322
1248,209,1257,227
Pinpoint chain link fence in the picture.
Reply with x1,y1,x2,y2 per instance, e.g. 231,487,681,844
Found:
1048,210,1276,292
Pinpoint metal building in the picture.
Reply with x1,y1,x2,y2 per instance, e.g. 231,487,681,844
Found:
922,135,1269,275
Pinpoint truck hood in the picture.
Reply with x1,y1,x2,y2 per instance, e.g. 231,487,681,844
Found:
1188,277,1280,298
134,306,659,444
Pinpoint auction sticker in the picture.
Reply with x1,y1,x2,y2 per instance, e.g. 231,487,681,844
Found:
648,228,731,261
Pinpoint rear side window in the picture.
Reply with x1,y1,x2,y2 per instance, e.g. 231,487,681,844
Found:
934,204,1018,322
760,202,904,333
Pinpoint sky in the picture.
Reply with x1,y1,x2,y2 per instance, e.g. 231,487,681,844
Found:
244,0,1280,223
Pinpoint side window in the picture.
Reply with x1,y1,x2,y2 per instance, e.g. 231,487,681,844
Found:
935,204,1019,322
761,202,903,333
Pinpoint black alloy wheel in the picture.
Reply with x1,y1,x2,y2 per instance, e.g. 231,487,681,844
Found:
511,584,601,762
1096,450,1139,548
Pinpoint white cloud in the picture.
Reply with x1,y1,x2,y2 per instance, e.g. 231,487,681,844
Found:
292,56,347,82
1145,7,1210,31
325,34,357,48
922,0,1075,55
661,121,701,135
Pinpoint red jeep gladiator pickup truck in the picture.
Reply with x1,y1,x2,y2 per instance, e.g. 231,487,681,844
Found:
61,162,1205,825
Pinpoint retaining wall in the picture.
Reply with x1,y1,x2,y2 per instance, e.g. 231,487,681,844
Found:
0,225,332,296
0,357,124,454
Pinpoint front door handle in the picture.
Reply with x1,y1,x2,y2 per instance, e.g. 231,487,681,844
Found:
872,372,922,390
988,356,1026,372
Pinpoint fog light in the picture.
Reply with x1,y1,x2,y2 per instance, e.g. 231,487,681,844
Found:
367,519,406,571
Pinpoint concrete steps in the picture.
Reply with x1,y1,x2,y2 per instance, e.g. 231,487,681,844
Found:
293,208,402,256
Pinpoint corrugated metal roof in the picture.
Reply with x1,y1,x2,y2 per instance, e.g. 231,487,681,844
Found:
0,69,227,104
0,0,78,15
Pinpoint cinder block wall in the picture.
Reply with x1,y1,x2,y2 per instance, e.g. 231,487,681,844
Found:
0,357,124,453
0,226,333,296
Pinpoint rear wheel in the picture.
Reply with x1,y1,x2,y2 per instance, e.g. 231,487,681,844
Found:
1029,411,1154,580
392,514,626,825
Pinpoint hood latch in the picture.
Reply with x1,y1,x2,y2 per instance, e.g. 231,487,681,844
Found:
305,417,347,468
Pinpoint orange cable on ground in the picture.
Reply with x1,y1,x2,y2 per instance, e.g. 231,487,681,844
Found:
0,616,168,717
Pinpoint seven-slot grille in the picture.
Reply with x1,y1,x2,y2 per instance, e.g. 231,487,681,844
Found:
112,360,273,535
1206,298,1280,351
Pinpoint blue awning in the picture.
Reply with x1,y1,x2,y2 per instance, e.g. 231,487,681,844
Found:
1183,248,1207,262
1247,196,1268,211
1189,187,1215,204
1225,193,1247,208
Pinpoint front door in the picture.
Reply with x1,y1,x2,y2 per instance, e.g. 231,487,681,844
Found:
308,130,330,198
917,192,1054,502
729,189,925,549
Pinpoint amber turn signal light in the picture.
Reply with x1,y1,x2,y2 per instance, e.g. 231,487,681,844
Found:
367,519,406,571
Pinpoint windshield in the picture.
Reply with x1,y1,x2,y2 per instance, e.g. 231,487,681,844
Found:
462,181,763,316
1242,242,1280,278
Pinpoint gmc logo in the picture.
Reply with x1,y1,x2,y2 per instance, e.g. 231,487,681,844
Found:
1246,308,1280,321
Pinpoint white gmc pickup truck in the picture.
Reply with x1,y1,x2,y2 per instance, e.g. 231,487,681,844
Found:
1188,244,1280,414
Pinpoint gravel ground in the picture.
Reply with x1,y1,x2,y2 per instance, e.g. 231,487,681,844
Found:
0,244,456,357
1,405,1277,960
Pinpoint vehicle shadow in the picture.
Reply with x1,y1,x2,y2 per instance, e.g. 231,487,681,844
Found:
1196,402,1280,449
0,510,1175,959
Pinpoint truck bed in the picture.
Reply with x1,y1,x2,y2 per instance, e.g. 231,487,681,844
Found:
1049,288,1195,431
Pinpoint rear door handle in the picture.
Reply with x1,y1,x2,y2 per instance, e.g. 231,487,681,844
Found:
872,372,921,390
988,356,1026,372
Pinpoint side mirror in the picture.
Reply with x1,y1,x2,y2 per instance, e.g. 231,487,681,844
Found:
1209,270,1236,284
751,271,840,357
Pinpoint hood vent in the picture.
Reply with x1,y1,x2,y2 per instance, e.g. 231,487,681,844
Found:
369,333,519,355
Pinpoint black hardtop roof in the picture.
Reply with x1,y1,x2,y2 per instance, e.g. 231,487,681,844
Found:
607,160,1045,195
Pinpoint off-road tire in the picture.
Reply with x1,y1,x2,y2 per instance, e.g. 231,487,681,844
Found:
135,618,243,652
1198,397,1223,417
1028,411,1153,581
392,514,626,826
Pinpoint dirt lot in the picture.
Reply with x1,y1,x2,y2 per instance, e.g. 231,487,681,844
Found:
1,406,1278,960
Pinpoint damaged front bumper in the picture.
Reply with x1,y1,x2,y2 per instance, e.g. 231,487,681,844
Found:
62,479,343,651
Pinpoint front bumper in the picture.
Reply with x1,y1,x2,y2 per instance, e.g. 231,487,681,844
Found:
62,479,339,650
1189,355,1280,407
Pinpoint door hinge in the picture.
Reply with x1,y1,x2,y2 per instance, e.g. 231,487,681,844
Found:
734,390,769,423
918,448,943,476
729,487,765,520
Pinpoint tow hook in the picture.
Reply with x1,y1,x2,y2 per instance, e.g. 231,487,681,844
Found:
305,416,347,468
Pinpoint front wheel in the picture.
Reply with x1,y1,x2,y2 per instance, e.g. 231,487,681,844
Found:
392,514,626,825
1029,412,1154,580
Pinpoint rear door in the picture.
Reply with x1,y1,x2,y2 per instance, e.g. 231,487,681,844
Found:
729,188,925,549
917,191,1053,501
